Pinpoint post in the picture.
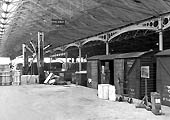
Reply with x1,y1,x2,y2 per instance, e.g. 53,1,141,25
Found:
158,17,163,51
22,44,28,75
78,45,82,71
37,32,45,84
145,78,148,98
22,44,26,67
50,57,52,72
145,78,149,106
65,52,68,71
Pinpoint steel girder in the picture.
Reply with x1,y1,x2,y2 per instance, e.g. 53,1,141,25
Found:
49,12,170,56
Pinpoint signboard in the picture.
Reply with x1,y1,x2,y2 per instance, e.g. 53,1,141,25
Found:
52,19,65,25
141,66,150,78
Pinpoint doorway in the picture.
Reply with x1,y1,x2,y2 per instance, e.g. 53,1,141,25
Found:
100,60,114,85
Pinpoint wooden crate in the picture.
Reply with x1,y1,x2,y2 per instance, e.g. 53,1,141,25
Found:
21,75,39,85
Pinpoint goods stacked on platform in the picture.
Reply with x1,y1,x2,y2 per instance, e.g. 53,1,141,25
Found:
12,70,21,85
98,84,116,101
21,75,39,85
0,57,12,85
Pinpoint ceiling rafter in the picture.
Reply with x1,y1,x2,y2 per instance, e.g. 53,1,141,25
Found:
2,0,170,58
26,0,62,19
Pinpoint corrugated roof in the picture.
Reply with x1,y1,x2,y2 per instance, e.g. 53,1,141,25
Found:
115,51,149,59
155,49,170,56
87,54,118,61
87,51,152,60
87,55,103,60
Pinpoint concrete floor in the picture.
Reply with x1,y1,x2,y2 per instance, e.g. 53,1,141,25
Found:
0,84,170,120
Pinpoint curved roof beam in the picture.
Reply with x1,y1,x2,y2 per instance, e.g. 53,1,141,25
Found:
53,47,63,52
64,43,79,51
82,36,105,46
108,25,157,42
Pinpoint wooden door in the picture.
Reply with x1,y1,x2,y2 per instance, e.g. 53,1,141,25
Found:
114,59,124,95
157,57,170,106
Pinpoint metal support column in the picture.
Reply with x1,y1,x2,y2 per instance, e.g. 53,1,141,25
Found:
158,18,163,51
37,32,45,84
78,45,82,71
106,34,109,55
106,41,109,55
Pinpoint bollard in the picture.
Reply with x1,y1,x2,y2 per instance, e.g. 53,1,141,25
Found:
151,92,162,115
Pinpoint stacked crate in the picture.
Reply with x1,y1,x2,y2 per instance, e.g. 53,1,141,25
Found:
12,70,21,85
20,75,39,85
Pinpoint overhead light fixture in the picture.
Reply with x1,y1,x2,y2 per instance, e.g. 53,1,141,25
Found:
2,17,8,20
134,0,141,3
43,19,47,22
4,1,11,5
0,27,5,29
3,11,10,14
1,22,7,26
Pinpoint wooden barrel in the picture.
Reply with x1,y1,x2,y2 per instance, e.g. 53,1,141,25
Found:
0,71,12,85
